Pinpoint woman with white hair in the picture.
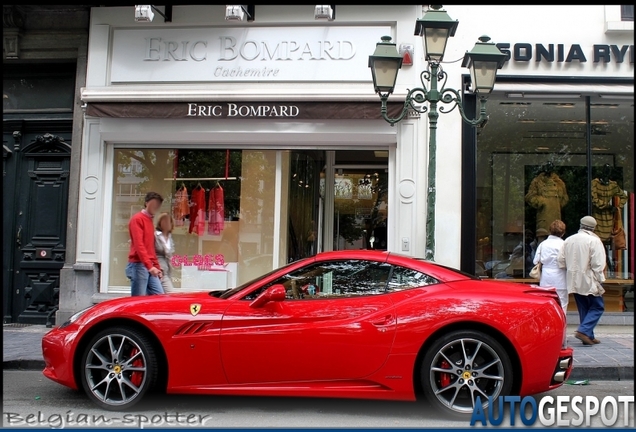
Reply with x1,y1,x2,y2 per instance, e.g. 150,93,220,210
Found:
533,220,568,313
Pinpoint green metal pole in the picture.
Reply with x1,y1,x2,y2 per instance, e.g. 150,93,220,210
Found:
425,63,439,261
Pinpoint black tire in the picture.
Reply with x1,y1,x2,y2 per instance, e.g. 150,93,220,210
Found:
420,329,513,418
79,326,158,411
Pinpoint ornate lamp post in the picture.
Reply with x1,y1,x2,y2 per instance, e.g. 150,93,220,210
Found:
368,5,506,261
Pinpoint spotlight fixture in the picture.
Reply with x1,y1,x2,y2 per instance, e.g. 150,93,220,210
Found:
315,5,335,21
225,5,255,22
135,5,154,22
134,5,172,23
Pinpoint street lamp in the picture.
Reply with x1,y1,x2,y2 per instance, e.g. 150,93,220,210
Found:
368,5,506,261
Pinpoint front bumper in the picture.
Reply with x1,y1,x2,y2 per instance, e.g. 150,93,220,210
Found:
42,326,79,390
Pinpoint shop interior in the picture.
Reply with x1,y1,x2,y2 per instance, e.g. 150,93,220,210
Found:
475,93,634,312
109,148,389,292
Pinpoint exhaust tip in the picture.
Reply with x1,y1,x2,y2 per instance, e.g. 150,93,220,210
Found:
553,371,566,383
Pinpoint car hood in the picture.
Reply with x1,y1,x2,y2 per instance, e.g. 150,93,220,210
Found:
75,291,228,326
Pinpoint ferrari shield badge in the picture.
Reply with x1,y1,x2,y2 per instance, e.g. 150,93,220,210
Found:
190,304,201,316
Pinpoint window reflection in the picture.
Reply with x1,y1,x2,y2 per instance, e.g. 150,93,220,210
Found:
475,93,634,313
109,148,276,291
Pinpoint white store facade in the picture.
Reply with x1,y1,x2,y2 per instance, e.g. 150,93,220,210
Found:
58,5,634,323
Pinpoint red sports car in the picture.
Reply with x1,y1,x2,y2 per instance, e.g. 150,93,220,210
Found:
42,250,573,416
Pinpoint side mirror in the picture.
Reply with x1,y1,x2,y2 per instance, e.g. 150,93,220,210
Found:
249,284,286,308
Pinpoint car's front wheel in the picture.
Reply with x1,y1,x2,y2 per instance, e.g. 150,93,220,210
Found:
80,326,157,411
420,329,513,417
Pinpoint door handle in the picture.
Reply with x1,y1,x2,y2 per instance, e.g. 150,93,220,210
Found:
371,314,393,326
16,225,22,246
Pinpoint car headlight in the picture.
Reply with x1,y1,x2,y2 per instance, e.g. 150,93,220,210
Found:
59,305,94,328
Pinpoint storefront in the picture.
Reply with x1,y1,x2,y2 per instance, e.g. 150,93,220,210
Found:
449,6,634,315
56,4,430,322
58,5,633,323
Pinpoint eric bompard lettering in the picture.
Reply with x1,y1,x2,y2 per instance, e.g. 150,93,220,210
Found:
186,103,300,118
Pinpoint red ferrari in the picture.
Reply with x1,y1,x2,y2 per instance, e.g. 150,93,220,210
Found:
42,250,573,416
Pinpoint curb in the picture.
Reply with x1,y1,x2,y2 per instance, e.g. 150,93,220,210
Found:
3,360,46,370
568,365,634,381
4,360,634,382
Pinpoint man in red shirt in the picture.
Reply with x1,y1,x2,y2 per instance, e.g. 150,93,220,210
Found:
126,191,165,296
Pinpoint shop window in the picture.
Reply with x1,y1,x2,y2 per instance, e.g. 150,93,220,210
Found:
109,148,277,292
475,93,634,313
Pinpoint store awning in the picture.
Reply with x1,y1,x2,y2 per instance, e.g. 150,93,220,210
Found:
85,101,407,120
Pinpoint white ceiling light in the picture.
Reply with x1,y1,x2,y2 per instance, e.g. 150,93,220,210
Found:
226,5,255,22
135,5,172,23
225,5,244,21
315,5,335,21
135,5,154,22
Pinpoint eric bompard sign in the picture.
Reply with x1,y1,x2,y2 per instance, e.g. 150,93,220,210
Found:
187,103,299,118
110,26,390,83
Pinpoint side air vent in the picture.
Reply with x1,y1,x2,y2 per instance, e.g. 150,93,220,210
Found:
174,322,213,335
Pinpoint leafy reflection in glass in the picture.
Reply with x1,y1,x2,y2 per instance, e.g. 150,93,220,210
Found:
246,260,438,300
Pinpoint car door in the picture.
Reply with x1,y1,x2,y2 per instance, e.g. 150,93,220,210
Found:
219,259,396,384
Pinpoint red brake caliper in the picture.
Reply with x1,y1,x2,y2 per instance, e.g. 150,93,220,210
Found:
129,348,143,387
439,360,452,388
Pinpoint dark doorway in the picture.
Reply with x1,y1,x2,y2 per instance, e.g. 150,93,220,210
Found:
3,129,72,324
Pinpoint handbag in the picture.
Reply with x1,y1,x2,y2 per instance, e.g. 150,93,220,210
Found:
611,196,626,250
529,262,542,279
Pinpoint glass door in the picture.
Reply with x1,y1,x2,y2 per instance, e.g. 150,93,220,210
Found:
285,150,389,260
331,166,388,250
286,150,324,263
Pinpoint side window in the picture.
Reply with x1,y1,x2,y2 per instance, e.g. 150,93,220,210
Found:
387,266,438,292
242,260,392,300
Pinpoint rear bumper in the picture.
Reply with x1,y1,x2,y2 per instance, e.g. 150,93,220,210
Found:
548,346,574,388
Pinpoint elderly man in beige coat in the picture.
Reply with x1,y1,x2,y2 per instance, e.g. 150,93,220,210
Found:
557,216,607,346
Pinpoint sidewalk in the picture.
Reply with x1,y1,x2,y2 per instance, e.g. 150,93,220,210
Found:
3,324,633,381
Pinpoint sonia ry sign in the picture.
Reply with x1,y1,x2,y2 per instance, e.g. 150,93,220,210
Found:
110,26,390,83
497,42,634,64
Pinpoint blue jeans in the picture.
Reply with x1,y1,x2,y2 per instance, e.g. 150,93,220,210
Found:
573,293,605,339
125,262,164,296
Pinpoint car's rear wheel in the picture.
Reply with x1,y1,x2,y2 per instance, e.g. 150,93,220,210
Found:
420,330,513,417
80,326,157,411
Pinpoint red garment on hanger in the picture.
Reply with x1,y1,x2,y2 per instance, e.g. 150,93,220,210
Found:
208,184,225,235
189,186,206,236
173,186,189,227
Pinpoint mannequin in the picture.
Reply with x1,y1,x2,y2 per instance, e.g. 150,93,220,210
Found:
591,164,626,243
525,162,569,233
